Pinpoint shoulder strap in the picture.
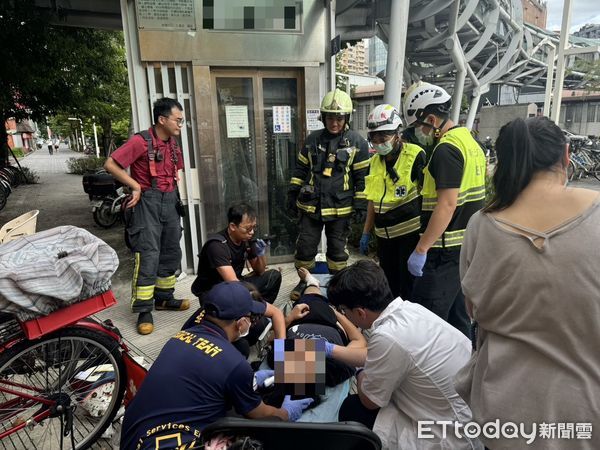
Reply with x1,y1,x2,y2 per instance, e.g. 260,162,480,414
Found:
135,130,158,185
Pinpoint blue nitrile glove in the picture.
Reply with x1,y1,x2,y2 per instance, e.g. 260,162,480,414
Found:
325,341,335,358
407,249,427,277
359,233,370,255
253,239,268,257
254,369,274,389
282,395,314,422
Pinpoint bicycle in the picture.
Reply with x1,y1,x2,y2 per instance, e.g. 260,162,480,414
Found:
567,147,600,182
0,290,146,449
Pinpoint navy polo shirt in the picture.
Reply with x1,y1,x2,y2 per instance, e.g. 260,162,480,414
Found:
121,320,262,450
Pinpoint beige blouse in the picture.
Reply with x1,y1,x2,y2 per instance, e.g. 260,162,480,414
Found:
455,202,600,449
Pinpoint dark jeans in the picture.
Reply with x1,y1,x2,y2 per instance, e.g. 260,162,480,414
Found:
377,232,419,301
295,214,350,272
338,394,379,430
411,248,469,337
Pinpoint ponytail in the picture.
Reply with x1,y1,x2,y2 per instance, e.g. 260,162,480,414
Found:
485,116,566,212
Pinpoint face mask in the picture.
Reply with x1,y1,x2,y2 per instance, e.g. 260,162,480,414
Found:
415,127,434,147
373,141,395,155
238,317,251,339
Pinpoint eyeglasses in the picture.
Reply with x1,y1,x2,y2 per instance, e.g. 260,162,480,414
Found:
162,115,185,127
237,224,257,234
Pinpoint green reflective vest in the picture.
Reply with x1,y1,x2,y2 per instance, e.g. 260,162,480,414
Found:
421,127,486,248
364,143,424,239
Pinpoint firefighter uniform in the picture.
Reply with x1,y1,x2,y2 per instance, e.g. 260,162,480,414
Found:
364,142,425,299
111,128,185,314
289,128,370,272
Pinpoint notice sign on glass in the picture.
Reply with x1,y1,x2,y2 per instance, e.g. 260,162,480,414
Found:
306,109,324,131
226,105,250,138
273,106,292,134
136,0,196,30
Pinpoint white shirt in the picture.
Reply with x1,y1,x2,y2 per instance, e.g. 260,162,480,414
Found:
361,298,482,450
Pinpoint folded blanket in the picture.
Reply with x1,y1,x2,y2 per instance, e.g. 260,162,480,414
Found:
0,226,119,320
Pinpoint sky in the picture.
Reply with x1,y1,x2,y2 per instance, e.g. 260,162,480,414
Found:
545,0,600,32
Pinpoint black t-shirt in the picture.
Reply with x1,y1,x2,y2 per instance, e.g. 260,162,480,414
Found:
268,294,355,387
120,320,261,450
192,229,257,296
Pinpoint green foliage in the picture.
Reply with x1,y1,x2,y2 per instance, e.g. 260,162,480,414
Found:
20,167,39,184
0,1,130,161
66,157,107,175
11,148,25,158
572,58,600,93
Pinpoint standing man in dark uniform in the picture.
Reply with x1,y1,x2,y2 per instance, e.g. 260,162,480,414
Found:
402,82,486,336
104,97,189,335
287,89,370,300
191,203,281,304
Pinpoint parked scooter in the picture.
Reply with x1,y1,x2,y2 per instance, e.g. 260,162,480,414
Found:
82,169,128,228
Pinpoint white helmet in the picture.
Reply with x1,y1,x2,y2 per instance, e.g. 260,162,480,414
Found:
367,104,403,133
403,81,452,127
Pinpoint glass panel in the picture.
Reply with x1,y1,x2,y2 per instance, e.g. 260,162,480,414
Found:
262,77,299,258
215,77,259,215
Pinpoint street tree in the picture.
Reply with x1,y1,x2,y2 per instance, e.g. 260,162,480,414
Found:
0,0,130,165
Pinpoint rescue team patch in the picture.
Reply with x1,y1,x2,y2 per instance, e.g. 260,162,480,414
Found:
395,185,407,198
172,330,223,357
135,422,201,450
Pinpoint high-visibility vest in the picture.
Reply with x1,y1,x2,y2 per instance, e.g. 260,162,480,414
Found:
364,143,424,239
421,127,486,248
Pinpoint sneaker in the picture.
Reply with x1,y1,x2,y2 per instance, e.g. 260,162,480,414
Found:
136,312,154,335
290,280,307,301
155,298,190,311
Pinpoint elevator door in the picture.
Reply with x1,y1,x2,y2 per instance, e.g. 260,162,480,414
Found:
213,69,304,262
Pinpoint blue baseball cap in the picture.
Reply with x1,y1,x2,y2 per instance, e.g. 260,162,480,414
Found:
203,281,266,320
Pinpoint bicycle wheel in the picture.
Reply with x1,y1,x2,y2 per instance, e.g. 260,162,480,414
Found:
0,327,126,449
593,163,600,182
567,161,577,181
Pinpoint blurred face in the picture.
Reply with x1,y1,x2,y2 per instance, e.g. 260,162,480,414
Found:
229,213,257,243
324,113,346,135
158,107,184,137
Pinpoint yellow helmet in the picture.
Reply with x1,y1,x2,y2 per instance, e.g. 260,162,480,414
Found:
320,89,353,114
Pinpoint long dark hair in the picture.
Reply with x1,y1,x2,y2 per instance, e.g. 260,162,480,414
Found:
485,116,567,212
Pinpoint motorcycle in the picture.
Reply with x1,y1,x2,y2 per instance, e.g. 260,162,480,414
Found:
82,169,128,228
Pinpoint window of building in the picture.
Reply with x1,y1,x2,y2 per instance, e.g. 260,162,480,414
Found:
203,0,302,32
588,103,600,123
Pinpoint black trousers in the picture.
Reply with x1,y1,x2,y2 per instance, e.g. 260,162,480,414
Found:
243,269,282,304
127,189,182,313
295,214,350,272
377,232,419,301
411,248,469,337
338,394,379,430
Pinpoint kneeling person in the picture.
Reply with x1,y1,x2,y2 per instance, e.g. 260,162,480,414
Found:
326,261,481,450
121,282,312,450
192,203,281,304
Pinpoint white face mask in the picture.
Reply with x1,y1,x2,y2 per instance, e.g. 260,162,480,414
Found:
373,141,395,155
415,127,434,147
238,317,251,339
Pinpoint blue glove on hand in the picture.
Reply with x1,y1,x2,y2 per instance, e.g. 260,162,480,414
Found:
359,233,370,255
253,239,268,257
324,341,335,358
254,369,274,389
282,395,314,422
407,249,427,277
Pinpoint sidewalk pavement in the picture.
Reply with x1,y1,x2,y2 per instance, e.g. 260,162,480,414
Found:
0,146,345,363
